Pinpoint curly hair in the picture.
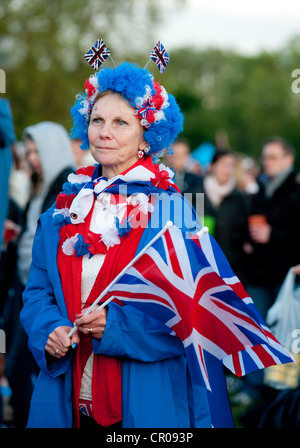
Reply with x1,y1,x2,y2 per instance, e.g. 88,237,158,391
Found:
70,62,184,159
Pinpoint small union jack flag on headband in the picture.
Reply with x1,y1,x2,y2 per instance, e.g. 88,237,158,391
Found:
150,41,170,73
84,38,110,70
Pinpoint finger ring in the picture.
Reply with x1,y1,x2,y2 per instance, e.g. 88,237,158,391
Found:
87,328,93,334
54,348,59,355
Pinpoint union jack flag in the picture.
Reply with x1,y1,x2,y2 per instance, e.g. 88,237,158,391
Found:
150,41,170,73
84,39,110,70
105,225,294,392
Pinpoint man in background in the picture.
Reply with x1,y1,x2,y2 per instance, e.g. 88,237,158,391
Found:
243,137,300,319
164,137,202,211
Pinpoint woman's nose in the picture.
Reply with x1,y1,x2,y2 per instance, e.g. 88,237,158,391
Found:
99,122,112,139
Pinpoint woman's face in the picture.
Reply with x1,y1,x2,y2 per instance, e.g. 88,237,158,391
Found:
25,138,42,176
88,93,147,178
211,154,235,185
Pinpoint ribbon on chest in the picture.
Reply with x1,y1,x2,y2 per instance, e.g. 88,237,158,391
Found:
52,157,179,258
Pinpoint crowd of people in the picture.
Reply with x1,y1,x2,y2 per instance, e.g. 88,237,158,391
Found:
0,75,300,428
166,135,300,427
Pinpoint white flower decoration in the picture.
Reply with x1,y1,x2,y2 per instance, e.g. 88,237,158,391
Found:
97,193,127,216
62,234,79,256
68,172,92,184
78,99,90,117
158,163,175,180
154,110,166,122
53,207,70,218
101,227,120,249
129,193,154,214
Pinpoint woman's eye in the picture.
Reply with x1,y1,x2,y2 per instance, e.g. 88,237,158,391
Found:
118,120,126,126
91,117,101,123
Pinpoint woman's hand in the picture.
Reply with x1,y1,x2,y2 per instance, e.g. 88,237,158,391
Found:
45,325,80,358
74,307,107,340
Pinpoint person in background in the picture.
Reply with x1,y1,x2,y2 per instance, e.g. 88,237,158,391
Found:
1,142,31,317
0,99,15,246
70,137,95,168
3,121,76,427
164,137,202,210
235,155,260,196
243,137,300,319
198,149,249,279
0,98,15,428
17,122,76,286
233,137,300,417
9,142,31,211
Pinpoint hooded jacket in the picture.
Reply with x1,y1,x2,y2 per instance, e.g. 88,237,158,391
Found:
18,122,75,285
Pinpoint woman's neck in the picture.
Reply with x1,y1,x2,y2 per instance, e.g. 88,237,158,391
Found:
102,166,119,180
101,157,141,179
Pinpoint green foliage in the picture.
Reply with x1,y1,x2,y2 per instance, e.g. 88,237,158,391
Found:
167,42,300,165
0,0,162,137
1,0,300,166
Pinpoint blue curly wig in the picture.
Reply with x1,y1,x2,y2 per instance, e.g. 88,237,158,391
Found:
70,62,184,158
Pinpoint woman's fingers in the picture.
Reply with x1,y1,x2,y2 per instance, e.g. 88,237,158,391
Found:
75,307,107,339
45,309,107,358
45,325,74,358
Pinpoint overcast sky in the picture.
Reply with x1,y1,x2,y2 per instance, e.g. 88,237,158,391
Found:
156,0,300,54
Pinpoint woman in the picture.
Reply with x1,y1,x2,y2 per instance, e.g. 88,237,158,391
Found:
18,122,76,286
198,149,249,279
20,62,293,429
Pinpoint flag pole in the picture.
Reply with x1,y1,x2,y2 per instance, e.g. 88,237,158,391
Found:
68,221,173,340
109,54,117,68
143,59,151,70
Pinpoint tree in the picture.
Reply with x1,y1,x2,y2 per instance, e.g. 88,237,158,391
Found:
165,38,300,165
2,0,300,166
0,0,184,138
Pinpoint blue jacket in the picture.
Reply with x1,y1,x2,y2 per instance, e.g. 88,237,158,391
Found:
20,204,220,428
20,159,292,428
0,99,14,244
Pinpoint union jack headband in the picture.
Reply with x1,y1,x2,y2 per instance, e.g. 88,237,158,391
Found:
84,39,169,74
84,38,111,70
70,39,183,158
